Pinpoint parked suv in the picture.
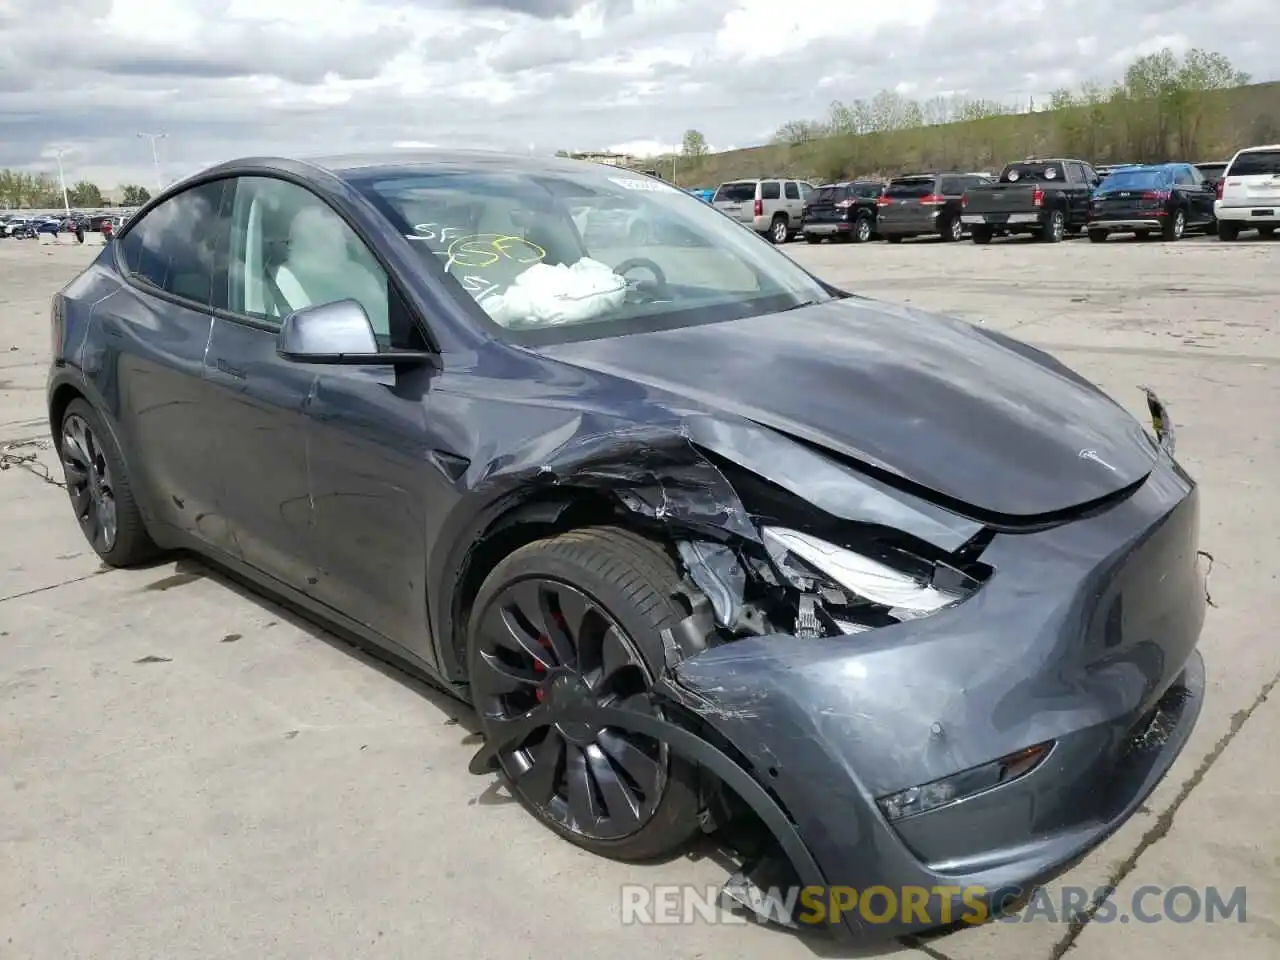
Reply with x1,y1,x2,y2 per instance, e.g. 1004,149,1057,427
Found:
876,172,991,243
711,177,813,243
1215,144,1280,240
802,180,885,243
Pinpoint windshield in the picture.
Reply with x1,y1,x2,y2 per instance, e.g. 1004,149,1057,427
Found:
1000,162,1063,183
351,165,833,342
1097,169,1171,191
713,181,757,202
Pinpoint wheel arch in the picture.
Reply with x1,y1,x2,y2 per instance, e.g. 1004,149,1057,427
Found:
440,486,666,685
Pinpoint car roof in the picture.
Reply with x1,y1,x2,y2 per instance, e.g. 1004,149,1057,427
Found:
198,149,647,184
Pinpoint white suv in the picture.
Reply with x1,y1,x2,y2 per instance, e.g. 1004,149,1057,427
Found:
1215,144,1280,240
711,178,813,244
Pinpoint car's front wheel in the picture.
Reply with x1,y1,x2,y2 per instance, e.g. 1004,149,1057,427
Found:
58,398,158,566
467,527,703,861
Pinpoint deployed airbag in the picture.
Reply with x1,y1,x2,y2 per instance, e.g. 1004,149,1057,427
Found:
485,257,627,327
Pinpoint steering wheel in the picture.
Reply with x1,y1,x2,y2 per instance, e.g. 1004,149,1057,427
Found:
612,257,670,301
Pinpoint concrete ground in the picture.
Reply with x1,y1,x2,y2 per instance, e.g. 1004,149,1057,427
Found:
2,230,1277,959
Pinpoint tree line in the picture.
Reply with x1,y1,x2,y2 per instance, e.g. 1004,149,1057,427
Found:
0,170,151,210
670,48,1271,185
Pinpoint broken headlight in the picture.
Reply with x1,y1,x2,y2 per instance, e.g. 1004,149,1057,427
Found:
760,526,978,637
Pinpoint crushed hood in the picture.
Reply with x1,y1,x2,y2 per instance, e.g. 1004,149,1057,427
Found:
536,298,1157,520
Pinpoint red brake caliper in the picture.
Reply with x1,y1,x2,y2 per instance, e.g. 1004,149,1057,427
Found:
533,614,568,702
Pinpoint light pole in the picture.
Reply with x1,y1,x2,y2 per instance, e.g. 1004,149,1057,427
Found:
52,148,71,216
137,132,167,192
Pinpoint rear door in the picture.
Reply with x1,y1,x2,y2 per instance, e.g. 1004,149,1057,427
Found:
101,179,236,551
1221,148,1280,211
878,176,937,231
805,184,847,224
783,180,804,222
713,180,757,224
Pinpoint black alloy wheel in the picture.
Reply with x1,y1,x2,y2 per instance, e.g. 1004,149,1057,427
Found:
472,578,668,840
61,411,120,555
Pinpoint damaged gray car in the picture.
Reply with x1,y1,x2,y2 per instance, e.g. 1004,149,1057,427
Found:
47,151,1206,944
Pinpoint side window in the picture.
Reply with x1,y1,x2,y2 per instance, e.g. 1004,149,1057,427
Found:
784,181,800,200
1082,164,1099,186
1064,162,1083,184
222,176,392,338
1174,166,1196,185
117,180,227,307
760,181,781,200
938,177,961,195
799,182,814,200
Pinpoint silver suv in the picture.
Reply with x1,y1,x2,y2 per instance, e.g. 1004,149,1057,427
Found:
712,177,813,243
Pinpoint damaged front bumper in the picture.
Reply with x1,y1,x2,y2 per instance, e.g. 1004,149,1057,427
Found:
469,432,1207,944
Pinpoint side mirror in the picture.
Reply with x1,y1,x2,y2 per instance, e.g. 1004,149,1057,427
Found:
277,299,433,366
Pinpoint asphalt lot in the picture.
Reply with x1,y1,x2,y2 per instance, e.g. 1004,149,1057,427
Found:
2,231,1277,959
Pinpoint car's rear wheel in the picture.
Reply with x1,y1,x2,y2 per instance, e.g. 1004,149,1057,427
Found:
1162,208,1186,241
1218,220,1241,241
940,216,963,242
852,216,873,243
769,215,789,244
1259,225,1276,238
467,527,702,861
970,226,993,244
804,234,822,244
1040,210,1065,242
58,398,158,566
1088,228,1107,243
885,234,903,243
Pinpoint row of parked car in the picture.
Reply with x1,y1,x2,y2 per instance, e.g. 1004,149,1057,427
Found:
697,142,1280,245
0,211,129,238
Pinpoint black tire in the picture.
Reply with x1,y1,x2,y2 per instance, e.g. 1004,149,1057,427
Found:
970,226,993,245
1088,229,1107,243
1040,209,1065,243
467,526,703,861
1135,230,1152,241
769,215,789,244
940,216,963,242
57,398,159,566
1162,208,1186,242
885,235,903,244
804,234,822,244
1218,221,1241,241
851,216,873,243
1259,225,1276,238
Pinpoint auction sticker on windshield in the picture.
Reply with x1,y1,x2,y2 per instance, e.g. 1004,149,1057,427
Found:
609,177,679,193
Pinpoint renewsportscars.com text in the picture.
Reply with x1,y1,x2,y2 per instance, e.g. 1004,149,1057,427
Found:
620,883,1247,928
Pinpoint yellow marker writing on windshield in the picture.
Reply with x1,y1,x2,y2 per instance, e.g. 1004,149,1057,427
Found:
445,234,546,271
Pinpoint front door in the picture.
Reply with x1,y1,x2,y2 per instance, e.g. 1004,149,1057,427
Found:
216,174,438,661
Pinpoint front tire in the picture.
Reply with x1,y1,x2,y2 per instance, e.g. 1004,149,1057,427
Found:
57,398,158,566
467,527,703,862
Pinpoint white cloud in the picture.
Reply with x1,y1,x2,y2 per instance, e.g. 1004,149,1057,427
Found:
0,0,1273,187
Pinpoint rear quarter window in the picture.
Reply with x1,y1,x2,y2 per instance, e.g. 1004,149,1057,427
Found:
1228,150,1280,177
714,181,757,202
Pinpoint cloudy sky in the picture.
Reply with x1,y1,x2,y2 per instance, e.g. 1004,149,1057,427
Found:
0,0,1274,188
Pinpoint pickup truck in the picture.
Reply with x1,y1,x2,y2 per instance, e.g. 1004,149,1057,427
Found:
960,159,1100,243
